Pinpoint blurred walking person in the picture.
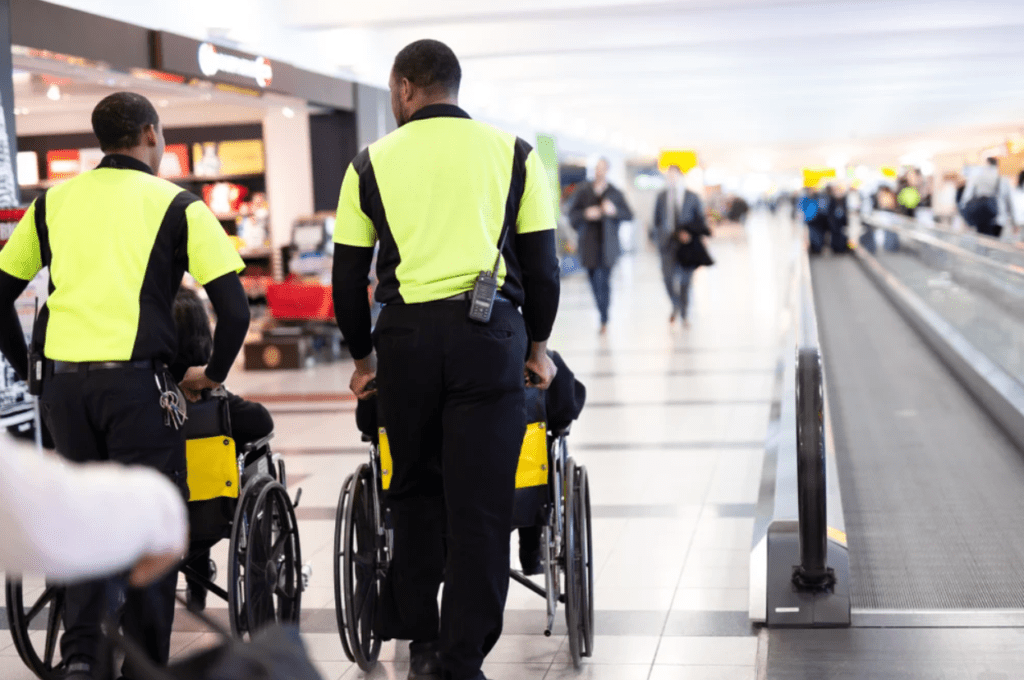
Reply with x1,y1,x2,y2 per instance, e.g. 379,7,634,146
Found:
960,157,1014,238
567,158,632,333
652,165,710,324
826,183,850,253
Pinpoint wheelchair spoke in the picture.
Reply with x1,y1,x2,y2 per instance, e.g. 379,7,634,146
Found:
44,591,63,665
25,586,57,622
250,585,272,626
353,572,374,621
270,527,290,562
275,579,296,600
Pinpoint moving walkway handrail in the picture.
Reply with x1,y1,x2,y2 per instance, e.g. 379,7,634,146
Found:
793,254,833,590
862,213,1024,281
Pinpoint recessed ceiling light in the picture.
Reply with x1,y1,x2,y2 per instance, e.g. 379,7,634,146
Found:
158,99,169,107
46,84,60,101
282,106,295,118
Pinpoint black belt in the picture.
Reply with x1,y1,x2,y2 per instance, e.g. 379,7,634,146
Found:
51,359,161,375
442,292,513,303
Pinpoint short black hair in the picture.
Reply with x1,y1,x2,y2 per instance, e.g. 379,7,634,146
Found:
91,92,159,152
173,287,213,369
392,39,461,97
1018,169,1024,189
986,156,999,166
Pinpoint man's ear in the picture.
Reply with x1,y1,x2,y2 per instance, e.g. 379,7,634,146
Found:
143,124,157,147
400,77,414,103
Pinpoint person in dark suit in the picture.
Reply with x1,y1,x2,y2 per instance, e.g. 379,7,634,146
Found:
652,165,709,324
652,165,712,325
566,158,633,333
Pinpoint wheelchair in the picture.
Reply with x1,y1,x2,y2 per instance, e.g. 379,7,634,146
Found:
5,391,305,680
333,388,595,671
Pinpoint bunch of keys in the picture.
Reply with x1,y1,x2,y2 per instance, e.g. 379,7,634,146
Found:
155,373,187,430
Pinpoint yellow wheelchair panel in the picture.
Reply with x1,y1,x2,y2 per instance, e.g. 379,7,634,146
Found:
516,422,548,489
377,422,547,492
379,428,393,491
186,435,240,502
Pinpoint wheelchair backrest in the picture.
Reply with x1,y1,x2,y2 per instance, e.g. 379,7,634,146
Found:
183,392,239,503
183,391,232,441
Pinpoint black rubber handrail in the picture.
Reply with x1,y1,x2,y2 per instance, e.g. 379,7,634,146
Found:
792,257,835,592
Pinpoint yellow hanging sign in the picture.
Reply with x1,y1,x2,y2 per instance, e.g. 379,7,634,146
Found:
802,167,836,189
658,150,699,173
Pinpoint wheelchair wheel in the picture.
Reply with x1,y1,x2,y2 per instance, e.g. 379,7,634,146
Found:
335,463,387,672
333,470,358,664
5,577,66,680
228,474,302,638
577,465,595,658
562,457,584,668
244,478,303,634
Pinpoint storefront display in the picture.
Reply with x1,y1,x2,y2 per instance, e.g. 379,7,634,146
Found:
3,0,366,372
0,207,46,441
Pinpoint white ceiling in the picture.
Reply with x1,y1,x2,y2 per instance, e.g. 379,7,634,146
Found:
42,1,1024,171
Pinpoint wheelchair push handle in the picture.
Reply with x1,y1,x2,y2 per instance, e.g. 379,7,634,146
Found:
526,370,542,386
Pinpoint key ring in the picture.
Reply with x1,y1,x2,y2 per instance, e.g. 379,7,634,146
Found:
155,374,188,429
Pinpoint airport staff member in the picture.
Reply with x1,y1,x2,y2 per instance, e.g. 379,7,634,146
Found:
332,40,560,680
0,92,249,680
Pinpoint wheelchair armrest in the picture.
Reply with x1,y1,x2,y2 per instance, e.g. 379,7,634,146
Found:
240,433,275,455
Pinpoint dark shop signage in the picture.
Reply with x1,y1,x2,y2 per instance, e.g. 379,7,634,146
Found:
197,42,273,88
154,32,353,110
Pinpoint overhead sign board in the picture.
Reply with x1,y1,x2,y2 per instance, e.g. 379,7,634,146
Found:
197,42,272,88
658,150,699,173
154,31,353,110
802,167,836,188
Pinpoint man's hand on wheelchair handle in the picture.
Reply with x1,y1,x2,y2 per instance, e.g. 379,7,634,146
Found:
350,352,378,400
179,365,221,403
525,342,557,390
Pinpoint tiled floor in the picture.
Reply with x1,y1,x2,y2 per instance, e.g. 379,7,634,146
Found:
0,212,794,679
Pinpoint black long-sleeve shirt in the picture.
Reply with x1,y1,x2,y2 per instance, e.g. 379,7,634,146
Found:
0,270,29,381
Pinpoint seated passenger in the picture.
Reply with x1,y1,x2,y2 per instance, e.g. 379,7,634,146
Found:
518,351,586,574
355,350,586,576
172,286,273,610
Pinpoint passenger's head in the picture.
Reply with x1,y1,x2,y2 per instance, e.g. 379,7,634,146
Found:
173,286,213,369
594,157,610,184
390,39,461,127
92,92,164,170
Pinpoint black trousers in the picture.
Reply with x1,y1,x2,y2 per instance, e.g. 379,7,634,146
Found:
373,300,527,680
40,365,186,678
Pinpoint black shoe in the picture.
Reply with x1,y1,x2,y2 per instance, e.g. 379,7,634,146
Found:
408,641,441,680
519,546,544,576
186,581,207,612
63,659,93,680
